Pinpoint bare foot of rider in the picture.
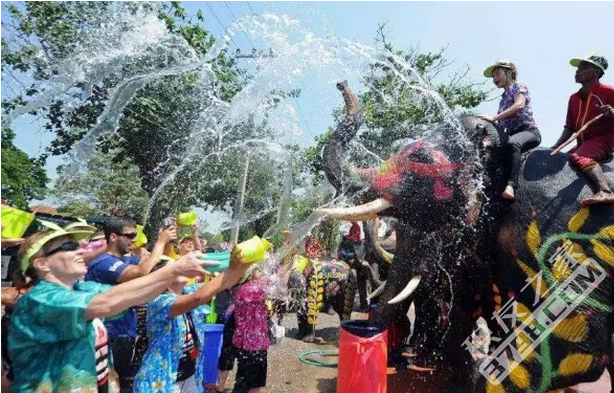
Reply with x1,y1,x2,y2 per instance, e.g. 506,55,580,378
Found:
502,185,515,200
581,190,614,206
336,80,361,115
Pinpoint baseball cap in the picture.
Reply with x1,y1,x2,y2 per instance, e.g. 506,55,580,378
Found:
570,54,608,73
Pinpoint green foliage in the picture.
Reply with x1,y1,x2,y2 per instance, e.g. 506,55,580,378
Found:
0,128,49,208
302,25,489,179
51,150,149,219
1,1,248,229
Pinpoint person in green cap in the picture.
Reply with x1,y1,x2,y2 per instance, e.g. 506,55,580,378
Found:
7,228,209,393
480,59,541,200
552,54,614,206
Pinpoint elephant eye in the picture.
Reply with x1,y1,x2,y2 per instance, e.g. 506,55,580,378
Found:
408,147,434,164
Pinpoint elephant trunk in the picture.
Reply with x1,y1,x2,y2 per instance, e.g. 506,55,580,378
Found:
373,233,423,327
320,82,368,196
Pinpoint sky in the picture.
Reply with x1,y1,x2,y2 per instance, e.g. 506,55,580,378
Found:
6,1,614,232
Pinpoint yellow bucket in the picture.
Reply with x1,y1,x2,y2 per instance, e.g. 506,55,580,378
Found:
293,255,310,274
236,236,273,263
177,211,197,226
1,205,35,239
133,225,148,248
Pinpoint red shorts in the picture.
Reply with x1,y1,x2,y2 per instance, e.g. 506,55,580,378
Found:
569,135,614,171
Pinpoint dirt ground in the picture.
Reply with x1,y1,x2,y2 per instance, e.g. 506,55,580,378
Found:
220,312,611,393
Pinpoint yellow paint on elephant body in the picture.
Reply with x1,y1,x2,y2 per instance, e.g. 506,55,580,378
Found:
551,312,588,343
514,327,535,361
599,224,614,240
508,361,530,389
558,354,593,376
591,239,614,267
516,259,550,298
567,208,590,232
486,381,506,393
526,222,542,256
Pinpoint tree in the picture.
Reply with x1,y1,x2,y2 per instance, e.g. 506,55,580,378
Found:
303,23,489,178
0,128,49,208
51,150,149,219
1,2,248,234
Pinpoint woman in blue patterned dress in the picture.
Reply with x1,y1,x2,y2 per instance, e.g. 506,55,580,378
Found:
480,59,542,200
133,251,248,393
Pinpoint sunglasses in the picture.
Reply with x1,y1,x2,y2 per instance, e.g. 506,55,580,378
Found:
43,241,80,257
117,232,138,240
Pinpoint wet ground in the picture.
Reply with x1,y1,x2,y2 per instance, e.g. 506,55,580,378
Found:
219,312,611,393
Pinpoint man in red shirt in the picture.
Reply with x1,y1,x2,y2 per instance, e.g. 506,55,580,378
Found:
553,54,614,205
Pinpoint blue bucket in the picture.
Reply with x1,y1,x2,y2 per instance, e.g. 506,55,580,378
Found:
203,324,225,384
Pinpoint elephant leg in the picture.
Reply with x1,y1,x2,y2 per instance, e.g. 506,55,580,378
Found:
296,311,309,340
273,299,286,326
342,269,358,320
410,289,446,366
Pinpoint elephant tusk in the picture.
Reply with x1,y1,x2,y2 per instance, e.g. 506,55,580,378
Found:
388,275,421,305
368,281,387,301
314,198,393,221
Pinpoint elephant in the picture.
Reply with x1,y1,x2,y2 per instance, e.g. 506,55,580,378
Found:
285,256,359,343
316,80,614,392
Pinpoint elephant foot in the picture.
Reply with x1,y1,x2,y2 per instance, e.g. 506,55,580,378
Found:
407,349,444,370
326,307,336,316
387,350,409,370
302,333,316,343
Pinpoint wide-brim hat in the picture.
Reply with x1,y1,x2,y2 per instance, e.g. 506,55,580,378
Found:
483,59,514,77
21,221,94,273
570,55,608,72
178,235,195,245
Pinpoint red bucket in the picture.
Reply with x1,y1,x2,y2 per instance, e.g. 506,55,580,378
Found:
337,320,388,393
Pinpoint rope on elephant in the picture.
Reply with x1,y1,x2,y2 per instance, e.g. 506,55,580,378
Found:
298,350,339,368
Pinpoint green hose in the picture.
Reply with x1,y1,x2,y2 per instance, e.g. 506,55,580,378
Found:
298,349,339,368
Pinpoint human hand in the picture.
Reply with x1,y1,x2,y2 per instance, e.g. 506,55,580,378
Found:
139,247,151,259
223,246,250,285
1,238,24,250
600,104,614,118
478,114,497,123
158,226,177,245
191,221,200,234
173,251,208,278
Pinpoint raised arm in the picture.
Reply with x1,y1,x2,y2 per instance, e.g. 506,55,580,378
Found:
168,248,250,317
85,252,205,320
116,226,176,283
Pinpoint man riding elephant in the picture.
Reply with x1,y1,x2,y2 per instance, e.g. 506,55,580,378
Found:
316,78,614,392
552,54,614,206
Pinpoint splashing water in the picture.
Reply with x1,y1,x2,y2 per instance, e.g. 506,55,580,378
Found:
4,4,485,319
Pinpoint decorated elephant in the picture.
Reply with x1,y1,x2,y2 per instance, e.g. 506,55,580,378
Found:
316,80,614,392
289,256,358,343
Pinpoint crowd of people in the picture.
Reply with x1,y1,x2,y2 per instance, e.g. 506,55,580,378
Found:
0,215,301,393
1,53,613,393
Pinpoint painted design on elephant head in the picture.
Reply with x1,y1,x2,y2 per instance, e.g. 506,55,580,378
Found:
357,139,462,202
485,208,614,393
